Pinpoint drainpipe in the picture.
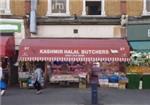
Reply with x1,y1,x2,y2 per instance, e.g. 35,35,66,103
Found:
30,0,37,34
120,0,128,38
24,0,31,38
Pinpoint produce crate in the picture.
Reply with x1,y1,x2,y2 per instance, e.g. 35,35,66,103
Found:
99,79,109,88
79,77,87,89
108,83,118,88
142,74,150,89
19,78,28,88
118,83,126,89
127,73,141,89
79,82,86,89
22,82,28,88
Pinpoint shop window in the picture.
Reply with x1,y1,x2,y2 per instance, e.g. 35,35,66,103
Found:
86,1,101,15
82,0,105,16
52,0,66,13
46,0,70,16
143,0,150,15
0,0,11,15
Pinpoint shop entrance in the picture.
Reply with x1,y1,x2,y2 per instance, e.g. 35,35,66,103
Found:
18,60,128,89
18,61,92,88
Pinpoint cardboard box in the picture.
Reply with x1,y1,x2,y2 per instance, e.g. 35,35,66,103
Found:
79,82,86,89
109,83,118,88
119,83,126,89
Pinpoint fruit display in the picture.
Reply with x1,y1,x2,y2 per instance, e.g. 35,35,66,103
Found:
127,66,150,74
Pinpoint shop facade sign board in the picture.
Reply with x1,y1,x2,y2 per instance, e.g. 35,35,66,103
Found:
18,38,130,62
0,22,21,33
127,24,150,41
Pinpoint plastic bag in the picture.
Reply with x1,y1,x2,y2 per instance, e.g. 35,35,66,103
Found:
0,80,7,90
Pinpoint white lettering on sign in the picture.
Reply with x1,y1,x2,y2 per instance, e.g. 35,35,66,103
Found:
24,47,30,50
64,50,80,54
110,49,119,54
40,49,63,54
148,29,150,37
0,24,18,30
81,50,109,54
39,49,110,55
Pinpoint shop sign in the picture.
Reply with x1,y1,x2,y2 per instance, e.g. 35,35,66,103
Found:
148,29,150,37
40,49,110,54
39,49,110,57
37,49,122,57
127,24,150,40
0,22,21,33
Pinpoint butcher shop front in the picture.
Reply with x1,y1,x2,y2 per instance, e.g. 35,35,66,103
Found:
17,38,130,88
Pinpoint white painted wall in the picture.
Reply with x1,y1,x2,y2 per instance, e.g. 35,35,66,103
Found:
32,25,121,38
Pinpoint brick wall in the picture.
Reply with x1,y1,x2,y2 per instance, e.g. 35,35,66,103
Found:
37,0,47,16
105,0,121,16
69,0,83,16
9,0,143,17
10,0,26,16
126,0,143,16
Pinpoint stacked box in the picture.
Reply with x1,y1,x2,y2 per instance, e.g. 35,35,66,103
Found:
79,77,87,89
118,83,126,89
22,82,28,88
108,75,119,88
99,79,109,87
109,83,118,88
79,82,86,89
99,75,109,87
118,76,128,89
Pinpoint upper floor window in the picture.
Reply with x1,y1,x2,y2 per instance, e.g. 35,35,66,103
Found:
46,0,69,16
82,0,105,16
146,0,150,13
0,0,11,15
143,0,150,15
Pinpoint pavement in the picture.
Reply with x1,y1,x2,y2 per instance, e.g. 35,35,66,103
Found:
1,86,150,105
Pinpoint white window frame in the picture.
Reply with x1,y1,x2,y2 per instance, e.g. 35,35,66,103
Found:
82,0,105,16
0,0,11,15
143,0,150,15
46,0,70,16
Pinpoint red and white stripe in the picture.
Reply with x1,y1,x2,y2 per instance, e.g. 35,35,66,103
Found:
18,57,130,62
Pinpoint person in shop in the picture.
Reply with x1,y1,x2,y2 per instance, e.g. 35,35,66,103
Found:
46,62,52,85
33,65,43,94
0,61,7,96
90,62,100,84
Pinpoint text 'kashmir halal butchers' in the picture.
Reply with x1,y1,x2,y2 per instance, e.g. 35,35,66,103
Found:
40,49,110,55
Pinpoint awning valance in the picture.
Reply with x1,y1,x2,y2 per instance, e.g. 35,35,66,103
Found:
18,38,130,62
0,36,15,57
129,41,150,53
129,41,150,59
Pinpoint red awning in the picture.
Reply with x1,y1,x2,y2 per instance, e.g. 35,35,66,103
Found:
0,36,15,57
18,38,130,62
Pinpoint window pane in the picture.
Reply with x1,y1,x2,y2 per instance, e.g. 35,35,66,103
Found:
86,1,101,15
52,0,66,13
146,0,150,12
0,0,6,9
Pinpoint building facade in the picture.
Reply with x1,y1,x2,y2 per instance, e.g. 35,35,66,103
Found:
1,0,150,85
0,0,149,40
